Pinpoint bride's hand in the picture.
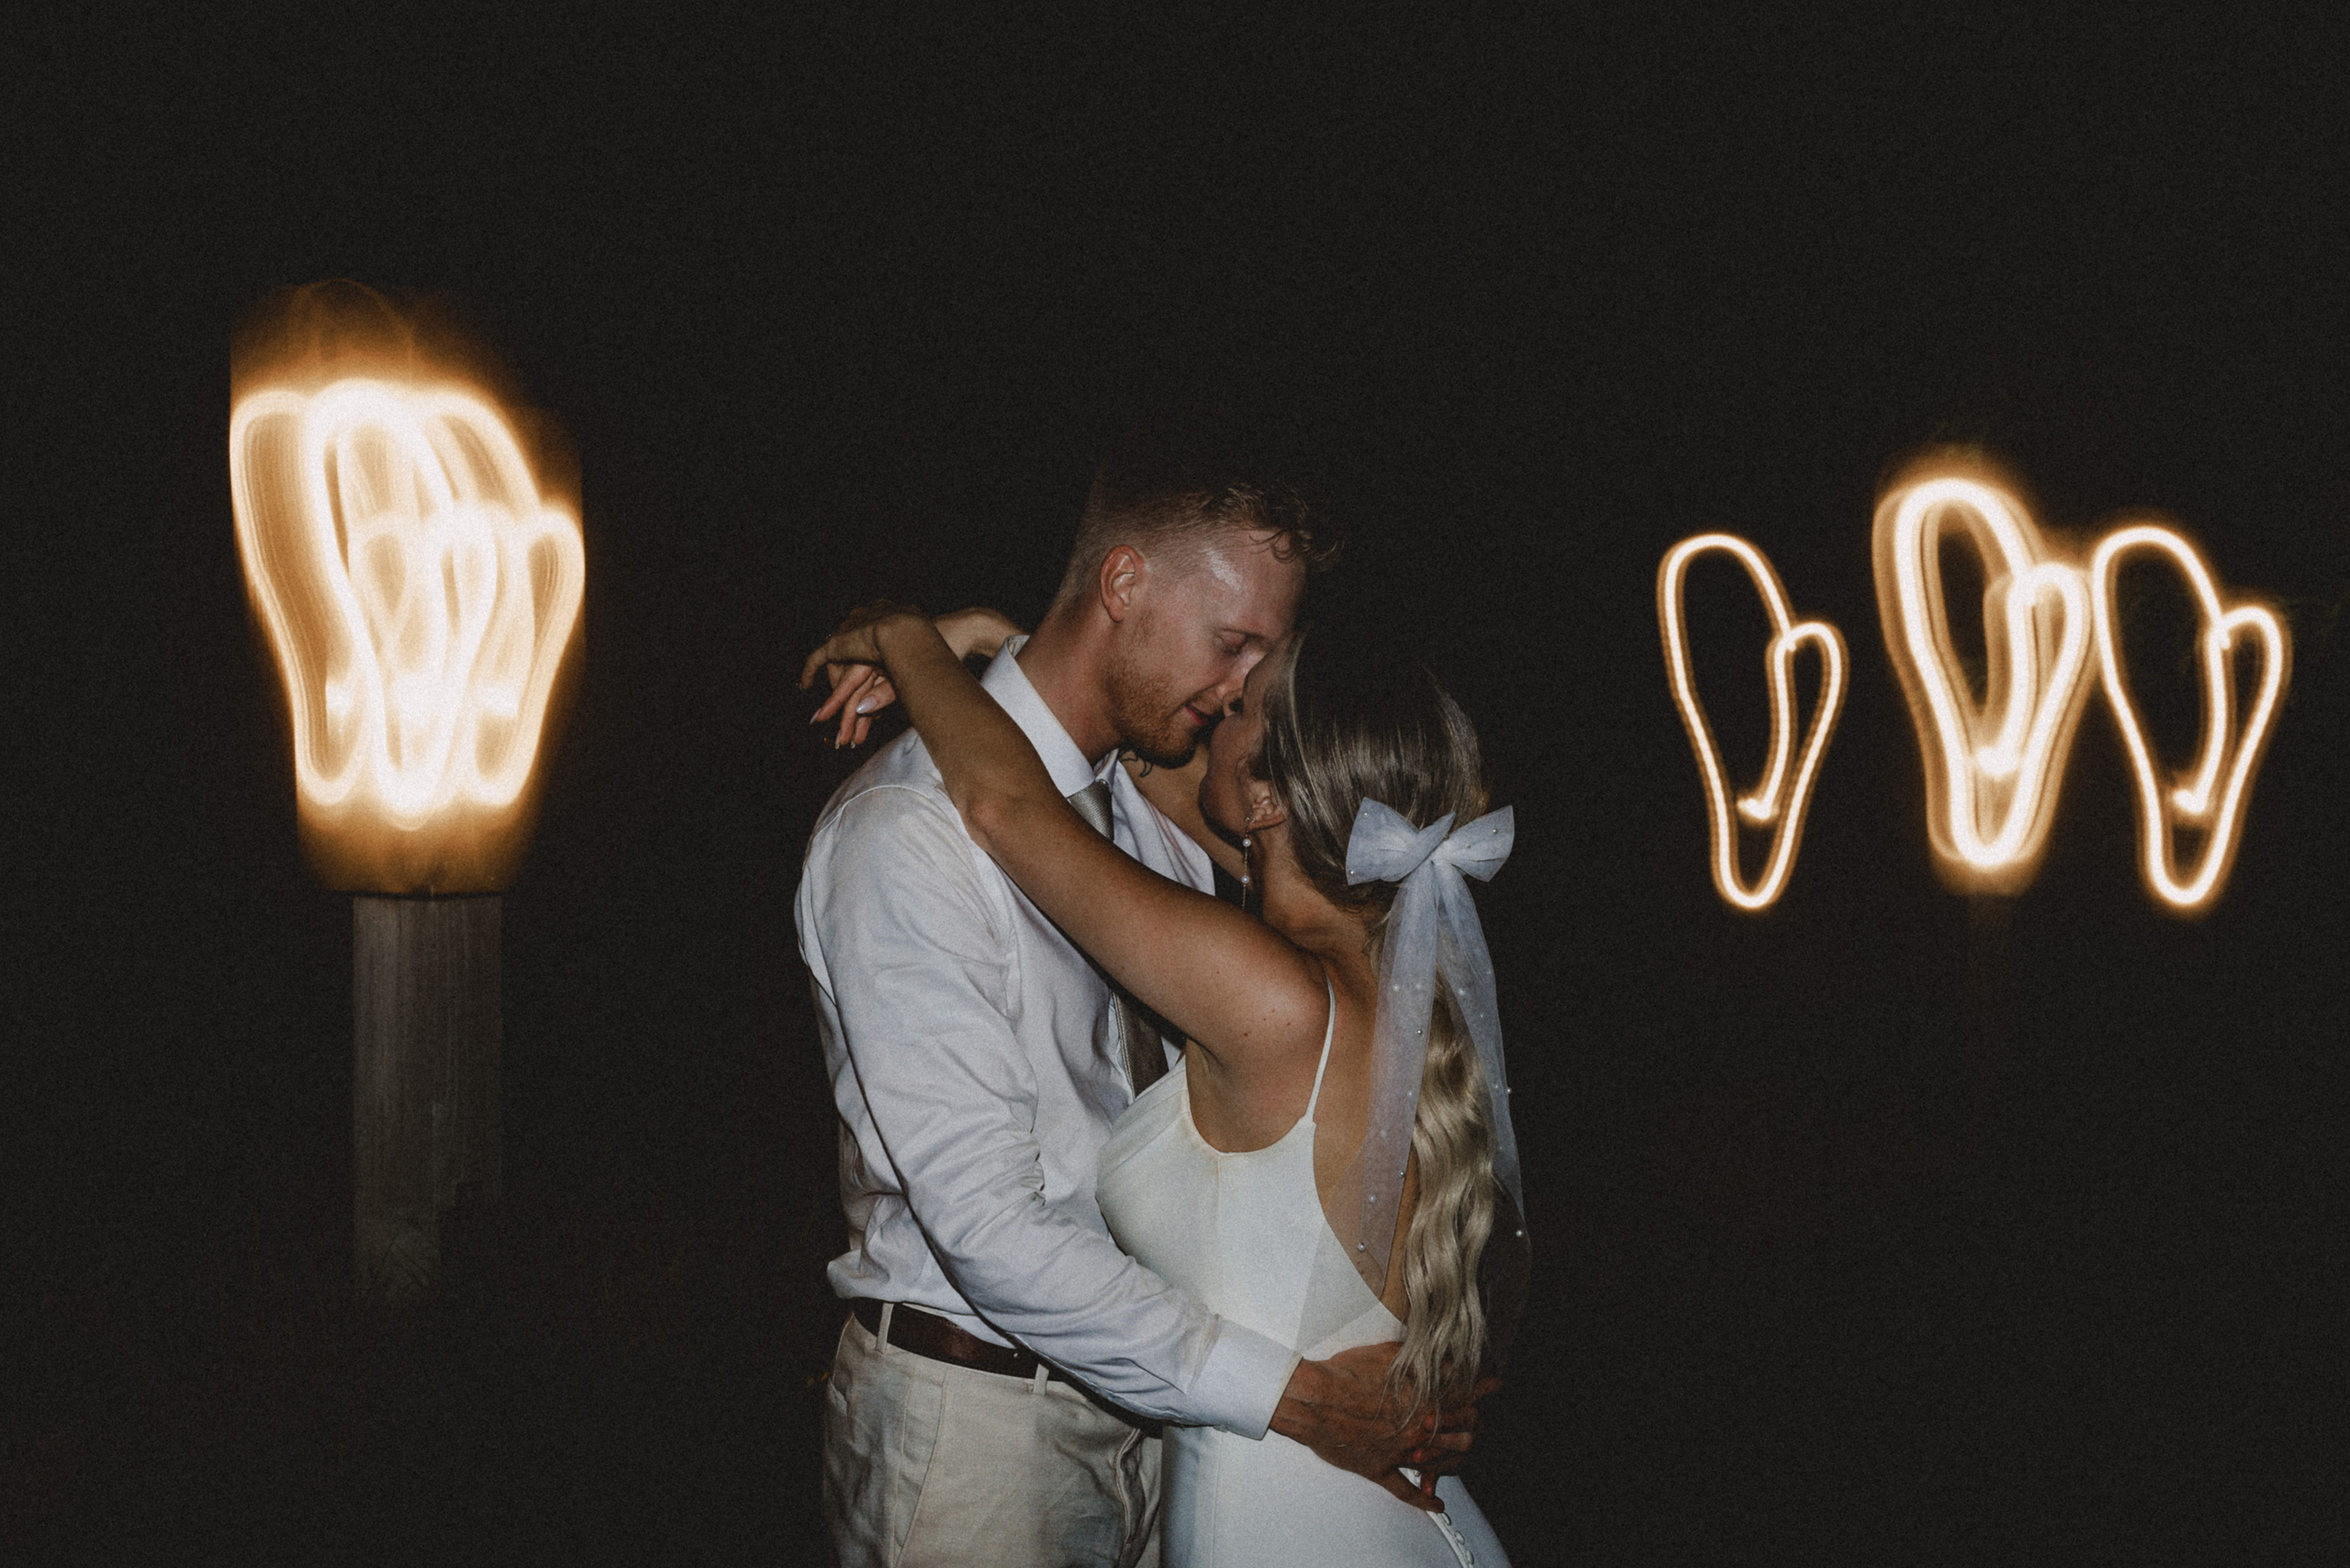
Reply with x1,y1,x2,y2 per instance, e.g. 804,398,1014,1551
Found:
804,605,1024,748
800,599,924,747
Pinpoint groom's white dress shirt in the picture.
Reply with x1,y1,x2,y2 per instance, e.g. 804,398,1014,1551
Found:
796,639,1298,1437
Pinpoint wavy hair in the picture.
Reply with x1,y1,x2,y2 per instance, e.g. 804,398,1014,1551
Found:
1252,622,1526,1417
1052,415,1344,608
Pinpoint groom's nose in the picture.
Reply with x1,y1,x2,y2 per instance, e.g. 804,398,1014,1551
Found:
1212,649,1267,712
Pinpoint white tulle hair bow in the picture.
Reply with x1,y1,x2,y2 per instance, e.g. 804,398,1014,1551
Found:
1339,798,1520,1297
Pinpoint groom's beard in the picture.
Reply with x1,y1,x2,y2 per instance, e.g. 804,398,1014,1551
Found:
1103,650,1208,771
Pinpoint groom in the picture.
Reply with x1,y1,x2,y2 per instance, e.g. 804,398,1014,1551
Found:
797,423,1474,1568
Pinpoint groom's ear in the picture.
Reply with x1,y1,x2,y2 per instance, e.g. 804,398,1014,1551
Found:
1098,544,1144,624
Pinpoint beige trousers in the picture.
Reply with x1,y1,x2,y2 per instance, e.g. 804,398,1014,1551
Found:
822,1308,1163,1568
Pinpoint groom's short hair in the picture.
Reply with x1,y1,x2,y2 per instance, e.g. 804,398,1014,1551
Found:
1052,416,1343,608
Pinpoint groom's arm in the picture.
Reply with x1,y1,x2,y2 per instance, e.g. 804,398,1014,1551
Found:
804,785,1297,1436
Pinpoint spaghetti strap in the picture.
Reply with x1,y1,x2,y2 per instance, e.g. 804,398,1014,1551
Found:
1303,974,1338,1121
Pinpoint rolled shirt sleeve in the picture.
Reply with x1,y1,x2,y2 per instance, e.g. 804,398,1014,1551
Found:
802,782,1293,1437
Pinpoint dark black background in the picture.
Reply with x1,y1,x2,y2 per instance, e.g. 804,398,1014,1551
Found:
6,6,2345,1563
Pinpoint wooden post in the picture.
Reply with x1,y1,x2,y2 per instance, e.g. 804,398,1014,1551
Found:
353,894,502,1309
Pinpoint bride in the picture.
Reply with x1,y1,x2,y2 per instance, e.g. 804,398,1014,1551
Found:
803,607,1526,1567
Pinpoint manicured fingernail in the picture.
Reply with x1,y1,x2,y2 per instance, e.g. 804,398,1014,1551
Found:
856,697,880,714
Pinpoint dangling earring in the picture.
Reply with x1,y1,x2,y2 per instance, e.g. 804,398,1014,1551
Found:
1239,831,1259,916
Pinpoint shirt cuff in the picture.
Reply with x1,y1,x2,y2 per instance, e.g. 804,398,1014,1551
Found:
1186,1318,1303,1440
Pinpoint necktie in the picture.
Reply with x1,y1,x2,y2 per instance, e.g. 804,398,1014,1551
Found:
1066,781,1169,1096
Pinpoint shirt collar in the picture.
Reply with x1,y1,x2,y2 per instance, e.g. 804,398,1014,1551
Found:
981,634,1115,798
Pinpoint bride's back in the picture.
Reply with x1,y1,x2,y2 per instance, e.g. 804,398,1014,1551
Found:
1209,620,1527,1410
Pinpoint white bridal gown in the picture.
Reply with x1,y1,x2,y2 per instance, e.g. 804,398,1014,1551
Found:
1096,984,1510,1567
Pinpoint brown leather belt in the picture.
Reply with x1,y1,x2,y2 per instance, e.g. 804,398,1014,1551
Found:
852,1298,1075,1385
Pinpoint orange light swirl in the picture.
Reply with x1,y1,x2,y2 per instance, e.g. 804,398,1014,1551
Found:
1874,474,2095,894
230,376,584,892
2088,524,2289,911
1658,533,1850,911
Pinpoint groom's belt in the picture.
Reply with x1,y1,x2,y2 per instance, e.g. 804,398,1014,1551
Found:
853,1297,1077,1385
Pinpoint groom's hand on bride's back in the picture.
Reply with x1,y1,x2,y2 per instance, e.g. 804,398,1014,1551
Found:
1268,1342,1502,1512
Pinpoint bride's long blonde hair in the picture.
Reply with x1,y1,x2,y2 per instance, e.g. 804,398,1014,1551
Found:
1251,623,1528,1416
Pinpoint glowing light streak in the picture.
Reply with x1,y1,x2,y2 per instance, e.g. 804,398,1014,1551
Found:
2087,524,2289,910
231,377,583,884
1658,534,1849,911
1874,474,2094,893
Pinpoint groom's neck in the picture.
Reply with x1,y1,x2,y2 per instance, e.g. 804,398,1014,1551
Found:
1017,604,1121,765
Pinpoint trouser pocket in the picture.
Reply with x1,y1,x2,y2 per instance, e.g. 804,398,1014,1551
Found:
822,1316,946,1568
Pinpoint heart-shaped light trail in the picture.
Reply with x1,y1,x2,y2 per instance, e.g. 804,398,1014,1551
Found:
231,377,584,891
1658,534,1849,911
1874,474,2094,894
2088,524,2289,911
